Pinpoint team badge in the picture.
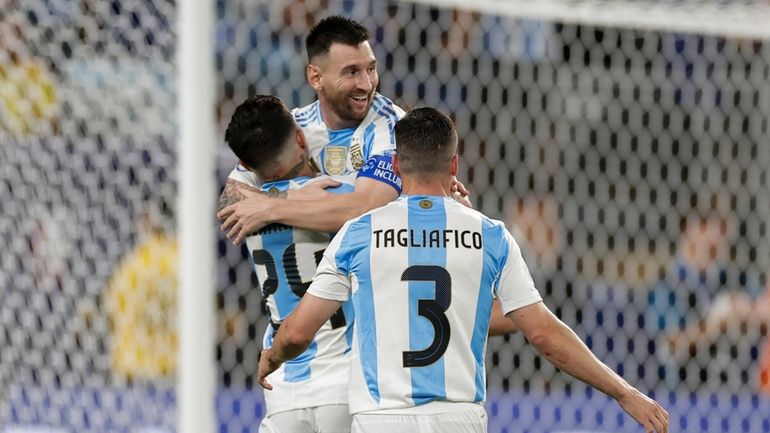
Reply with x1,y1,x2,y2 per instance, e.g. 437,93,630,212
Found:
324,146,348,175
419,200,433,209
350,136,364,170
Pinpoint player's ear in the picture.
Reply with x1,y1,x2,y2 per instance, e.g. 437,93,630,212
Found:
392,153,402,177
307,64,322,91
296,128,307,151
450,154,459,176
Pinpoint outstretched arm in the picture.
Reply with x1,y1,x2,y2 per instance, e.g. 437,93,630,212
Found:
511,302,669,433
219,177,397,244
257,294,342,390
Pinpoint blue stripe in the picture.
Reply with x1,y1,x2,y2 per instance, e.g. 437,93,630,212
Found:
407,196,447,405
363,122,376,160
294,101,317,120
284,341,318,382
471,218,504,401
260,226,296,319
262,322,319,383
337,215,380,402
373,97,398,123
373,107,396,147
374,95,398,118
312,101,321,123
372,97,398,147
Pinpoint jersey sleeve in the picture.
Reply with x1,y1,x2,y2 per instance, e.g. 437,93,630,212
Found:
226,162,262,187
306,220,355,302
495,229,543,315
356,151,402,194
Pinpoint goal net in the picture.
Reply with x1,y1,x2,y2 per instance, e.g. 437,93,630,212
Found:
2,0,770,432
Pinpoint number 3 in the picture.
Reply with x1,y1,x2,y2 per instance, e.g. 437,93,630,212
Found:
401,265,452,367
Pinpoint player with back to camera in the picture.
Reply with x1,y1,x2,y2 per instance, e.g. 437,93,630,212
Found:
257,107,670,433
225,94,356,433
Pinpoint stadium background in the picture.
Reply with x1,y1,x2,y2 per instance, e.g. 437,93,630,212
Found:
1,0,770,432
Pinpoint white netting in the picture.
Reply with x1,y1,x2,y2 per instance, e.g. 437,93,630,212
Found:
216,1,770,431
4,0,770,432
1,0,177,431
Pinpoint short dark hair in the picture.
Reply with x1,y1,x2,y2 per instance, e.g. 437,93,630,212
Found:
394,107,458,176
224,95,295,172
306,16,370,62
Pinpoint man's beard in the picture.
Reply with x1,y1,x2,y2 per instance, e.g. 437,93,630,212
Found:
328,91,373,124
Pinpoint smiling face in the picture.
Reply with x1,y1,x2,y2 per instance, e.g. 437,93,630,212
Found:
307,41,378,130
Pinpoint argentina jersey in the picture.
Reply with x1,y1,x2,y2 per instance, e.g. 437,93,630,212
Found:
307,196,543,414
229,93,405,192
245,174,357,415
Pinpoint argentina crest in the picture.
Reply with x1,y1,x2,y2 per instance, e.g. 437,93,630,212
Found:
350,136,364,170
324,145,347,175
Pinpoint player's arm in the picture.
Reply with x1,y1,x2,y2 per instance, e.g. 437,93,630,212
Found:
218,176,339,213
219,176,397,244
258,293,342,390
488,299,518,336
509,302,669,433
218,178,263,212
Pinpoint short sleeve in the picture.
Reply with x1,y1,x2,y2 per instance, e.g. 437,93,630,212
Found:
495,230,543,315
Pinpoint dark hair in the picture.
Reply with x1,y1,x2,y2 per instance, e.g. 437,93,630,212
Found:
394,107,458,176
306,15,370,62
224,95,295,172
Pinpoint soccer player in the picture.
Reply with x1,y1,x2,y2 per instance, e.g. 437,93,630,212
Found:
258,108,670,433
225,94,356,433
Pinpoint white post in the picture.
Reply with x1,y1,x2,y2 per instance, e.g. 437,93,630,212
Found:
177,0,216,432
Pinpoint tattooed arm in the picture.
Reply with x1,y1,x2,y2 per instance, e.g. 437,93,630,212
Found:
217,179,278,213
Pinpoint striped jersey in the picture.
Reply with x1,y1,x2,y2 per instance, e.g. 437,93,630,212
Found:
228,93,405,192
245,174,356,415
307,195,543,414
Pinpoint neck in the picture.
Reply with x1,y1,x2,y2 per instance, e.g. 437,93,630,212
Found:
400,175,453,197
319,100,358,130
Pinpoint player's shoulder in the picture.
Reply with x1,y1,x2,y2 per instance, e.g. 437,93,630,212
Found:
302,173,356,195
261,176,314,193
444,198,509,231
292,100,322,127
371,93,406,120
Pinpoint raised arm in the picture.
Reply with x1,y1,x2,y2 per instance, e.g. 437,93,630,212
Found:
510,302,669,433
219,177,397,244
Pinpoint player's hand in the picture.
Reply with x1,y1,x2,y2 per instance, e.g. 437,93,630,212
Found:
616,386,669,433
218,194,275,245
257,349,282,391
451,177,472,208
288,178,341,200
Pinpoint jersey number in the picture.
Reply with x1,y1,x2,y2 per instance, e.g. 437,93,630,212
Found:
401,265,452,367
252,246,346,329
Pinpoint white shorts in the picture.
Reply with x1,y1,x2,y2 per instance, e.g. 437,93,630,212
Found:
259,404,352,433
350,404,487,433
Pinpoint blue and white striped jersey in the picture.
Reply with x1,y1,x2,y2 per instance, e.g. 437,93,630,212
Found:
228,93,405,193
307,195,543,414
245,174,356,415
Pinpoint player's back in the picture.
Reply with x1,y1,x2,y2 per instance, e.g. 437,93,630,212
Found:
324,195,539,414
245,174,356,415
